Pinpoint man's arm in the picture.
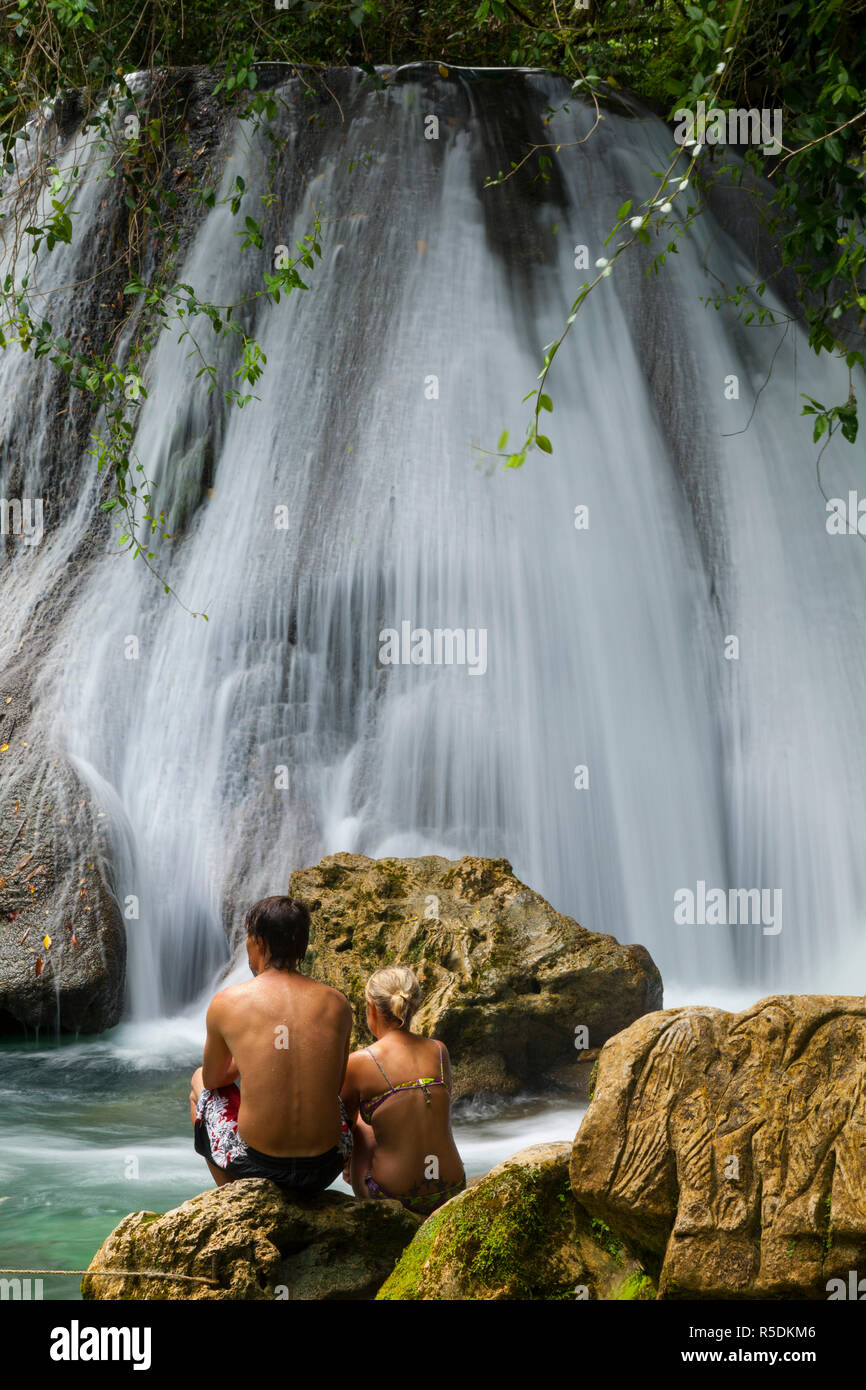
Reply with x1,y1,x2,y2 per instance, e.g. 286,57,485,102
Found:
201,993,240,1090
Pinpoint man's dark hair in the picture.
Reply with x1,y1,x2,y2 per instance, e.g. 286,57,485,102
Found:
245,896,310,971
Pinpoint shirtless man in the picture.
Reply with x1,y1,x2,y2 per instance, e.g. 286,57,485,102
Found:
189,895,354,1193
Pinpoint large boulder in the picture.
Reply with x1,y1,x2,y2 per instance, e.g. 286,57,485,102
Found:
82,1179,421,1301
377,1142,657,1300
570,995,866,1299
290,853,663,1098
0,741,125,1034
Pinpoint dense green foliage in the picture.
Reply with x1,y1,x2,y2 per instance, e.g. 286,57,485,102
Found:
0,0,863,578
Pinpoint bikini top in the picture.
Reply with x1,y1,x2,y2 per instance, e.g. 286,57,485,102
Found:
359,1043,447,1125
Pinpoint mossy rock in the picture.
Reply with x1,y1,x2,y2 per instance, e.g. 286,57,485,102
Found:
376,1143,657,1301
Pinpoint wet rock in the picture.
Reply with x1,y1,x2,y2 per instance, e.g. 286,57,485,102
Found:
0,747,124,1034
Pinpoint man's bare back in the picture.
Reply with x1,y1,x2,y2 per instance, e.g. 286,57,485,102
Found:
203,969,352,1155
191,896,354,1187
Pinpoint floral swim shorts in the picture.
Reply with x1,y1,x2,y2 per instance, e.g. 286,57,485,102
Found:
194,1083,352,1191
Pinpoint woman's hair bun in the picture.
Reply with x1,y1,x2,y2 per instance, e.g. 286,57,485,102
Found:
366,967,423,1028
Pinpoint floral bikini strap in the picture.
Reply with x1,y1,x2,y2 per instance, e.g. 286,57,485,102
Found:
365,1047,395,1091
366,1043,445,1091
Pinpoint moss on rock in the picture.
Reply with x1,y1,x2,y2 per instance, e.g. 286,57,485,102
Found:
376,1143,657,1301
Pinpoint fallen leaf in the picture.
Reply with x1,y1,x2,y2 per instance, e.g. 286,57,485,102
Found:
438,64,449,77
35,957,43,977
43,934,52,949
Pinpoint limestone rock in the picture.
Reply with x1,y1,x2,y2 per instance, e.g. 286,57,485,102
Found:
377,1142,656,1300
82,1179,421,1301
570,995,866,1298
290,853,663,1098
0,748,125,1034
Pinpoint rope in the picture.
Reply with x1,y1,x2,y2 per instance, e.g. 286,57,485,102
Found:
0,1267,218,1286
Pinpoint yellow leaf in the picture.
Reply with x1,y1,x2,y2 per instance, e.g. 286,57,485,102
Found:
0,745,8,752
43,934,52,949
438,64,449,77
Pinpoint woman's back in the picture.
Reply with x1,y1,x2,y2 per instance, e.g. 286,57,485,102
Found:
348,1034,464,1204
342,964,466,1215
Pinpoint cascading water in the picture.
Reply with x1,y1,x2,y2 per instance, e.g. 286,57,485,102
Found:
2,65,864,1030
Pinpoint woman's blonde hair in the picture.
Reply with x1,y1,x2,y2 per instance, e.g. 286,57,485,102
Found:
365,965,423,1029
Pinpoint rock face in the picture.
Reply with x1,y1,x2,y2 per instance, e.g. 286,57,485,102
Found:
82,1179,420,1301
571,996,866,1299
290,853,663,1098
0,746,125,1033
377,1142,656,1300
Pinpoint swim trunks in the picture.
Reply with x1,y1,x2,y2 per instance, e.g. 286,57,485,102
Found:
194,1083,352,1192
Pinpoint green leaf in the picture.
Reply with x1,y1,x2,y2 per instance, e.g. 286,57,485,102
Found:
536,434,553,454
538,393,553,412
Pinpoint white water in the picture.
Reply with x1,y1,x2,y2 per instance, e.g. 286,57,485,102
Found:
2,68,865,1028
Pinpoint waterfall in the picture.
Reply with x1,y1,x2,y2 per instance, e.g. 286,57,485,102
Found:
1,66,863,1022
